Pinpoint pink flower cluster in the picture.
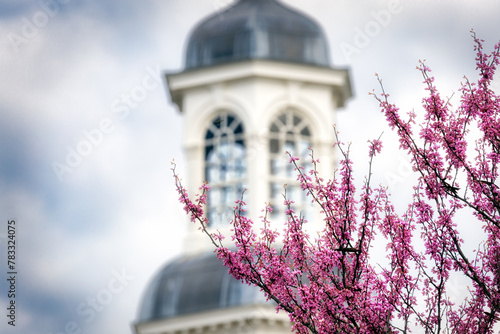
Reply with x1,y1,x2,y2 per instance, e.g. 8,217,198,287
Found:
173,32,500,333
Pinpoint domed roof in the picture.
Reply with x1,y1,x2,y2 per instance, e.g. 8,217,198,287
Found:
138,251,269,322
185,0,331,69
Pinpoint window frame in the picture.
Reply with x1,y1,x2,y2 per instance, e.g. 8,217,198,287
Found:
268,109,313,219
204,111,247,228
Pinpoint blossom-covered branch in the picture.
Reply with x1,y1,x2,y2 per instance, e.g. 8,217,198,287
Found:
174,32,500,333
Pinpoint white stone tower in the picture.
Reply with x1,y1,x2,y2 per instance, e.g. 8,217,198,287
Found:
134,1,351,333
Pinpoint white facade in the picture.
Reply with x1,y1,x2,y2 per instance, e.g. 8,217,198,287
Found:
136,304,291,334
168,59,351,254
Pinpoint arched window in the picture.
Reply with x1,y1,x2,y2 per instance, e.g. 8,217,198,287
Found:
269,110,312,218
205,112,246,227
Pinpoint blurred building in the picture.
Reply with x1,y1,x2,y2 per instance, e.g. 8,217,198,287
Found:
134,0,351,333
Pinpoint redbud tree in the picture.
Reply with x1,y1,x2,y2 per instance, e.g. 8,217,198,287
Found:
173,33,500,333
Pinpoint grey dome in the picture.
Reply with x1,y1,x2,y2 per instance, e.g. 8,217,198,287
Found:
185,0,331,69
138,251,269,322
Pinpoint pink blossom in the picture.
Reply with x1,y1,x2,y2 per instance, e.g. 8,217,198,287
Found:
174,32,500,333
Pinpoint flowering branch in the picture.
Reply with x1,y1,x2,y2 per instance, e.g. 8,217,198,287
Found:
173,32,500,333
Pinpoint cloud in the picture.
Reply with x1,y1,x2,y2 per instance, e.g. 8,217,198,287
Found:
0,1,189,333
1,1,500,333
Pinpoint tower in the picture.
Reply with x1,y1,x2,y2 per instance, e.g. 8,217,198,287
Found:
134,1,352,333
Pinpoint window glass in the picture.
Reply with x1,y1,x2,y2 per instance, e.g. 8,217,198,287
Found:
268,110,312,220
205,112,246,227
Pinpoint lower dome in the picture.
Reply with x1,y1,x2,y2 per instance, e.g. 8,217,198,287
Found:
138,251,269,322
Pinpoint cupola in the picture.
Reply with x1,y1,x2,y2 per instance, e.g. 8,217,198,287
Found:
185,0,331,69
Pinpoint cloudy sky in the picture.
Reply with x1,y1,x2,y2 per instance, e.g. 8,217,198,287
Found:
0,0,499,333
